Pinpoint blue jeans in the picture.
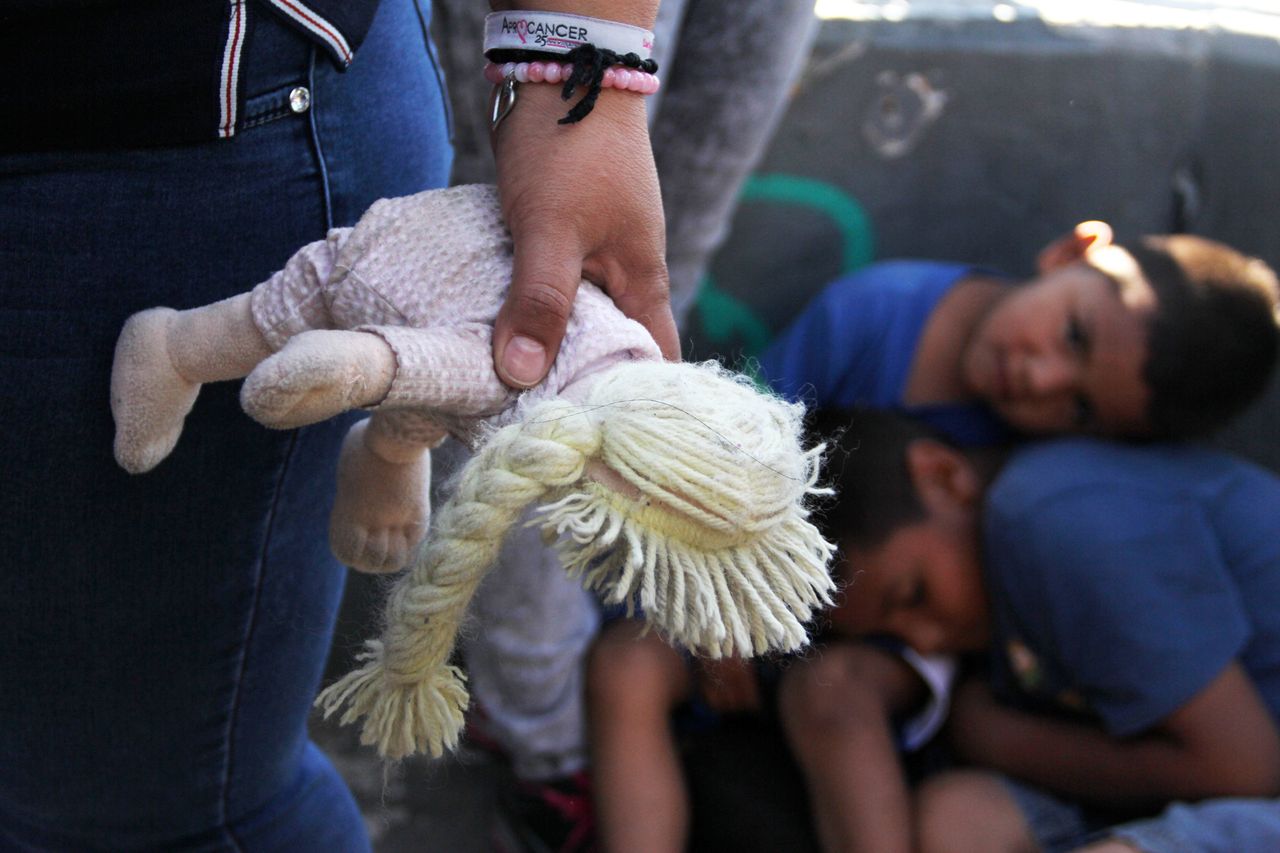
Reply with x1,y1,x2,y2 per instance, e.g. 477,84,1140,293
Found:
0,1,451,849
1112,798,1280,852
1005,776,1280,853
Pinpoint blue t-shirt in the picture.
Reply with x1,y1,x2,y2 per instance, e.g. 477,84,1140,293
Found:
984,438,1280,737
757,260,1008,446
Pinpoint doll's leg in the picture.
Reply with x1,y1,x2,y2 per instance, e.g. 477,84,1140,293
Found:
240,329,398,429
112,292,272,473
329,409,447,573
113,229,355,473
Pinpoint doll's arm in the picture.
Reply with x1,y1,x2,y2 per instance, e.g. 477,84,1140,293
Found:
241,324,511,430
330,410,449,573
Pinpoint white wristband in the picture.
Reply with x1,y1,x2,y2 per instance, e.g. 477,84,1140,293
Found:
483,11,654,60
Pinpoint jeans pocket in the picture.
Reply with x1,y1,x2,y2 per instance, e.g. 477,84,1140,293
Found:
241,80,312,131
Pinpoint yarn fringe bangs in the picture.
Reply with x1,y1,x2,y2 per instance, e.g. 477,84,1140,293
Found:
534,483,836,658
315,641,470,760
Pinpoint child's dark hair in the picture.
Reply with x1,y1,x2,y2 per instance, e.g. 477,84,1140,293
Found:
814,408,939,550
1118,235,1280,438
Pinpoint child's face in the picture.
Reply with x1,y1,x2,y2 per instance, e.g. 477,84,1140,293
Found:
841,518,990,656
961,254,1156,436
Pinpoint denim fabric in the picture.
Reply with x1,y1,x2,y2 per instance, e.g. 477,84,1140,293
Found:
1110,799,1280,853
1001,776,1145,853
0,1,451,849
1006,779,1280,853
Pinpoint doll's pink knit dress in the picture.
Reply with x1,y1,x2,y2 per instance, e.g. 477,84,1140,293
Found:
248,183,661,441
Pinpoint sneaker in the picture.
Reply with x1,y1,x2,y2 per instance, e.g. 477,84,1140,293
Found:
491,769,598,853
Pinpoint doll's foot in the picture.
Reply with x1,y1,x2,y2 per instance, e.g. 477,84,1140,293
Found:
241,330,396,429
111,308,201,473
329,419,431,573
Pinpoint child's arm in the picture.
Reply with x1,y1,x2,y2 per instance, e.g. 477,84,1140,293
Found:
694,656,761,714
950,663,1280,810
779,642,929,853
588,620,696,853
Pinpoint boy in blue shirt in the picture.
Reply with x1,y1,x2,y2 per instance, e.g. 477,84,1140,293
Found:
759,221,1278,442
801,412,1280,853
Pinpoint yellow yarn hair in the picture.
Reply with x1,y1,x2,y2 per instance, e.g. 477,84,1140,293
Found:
316,360,835,760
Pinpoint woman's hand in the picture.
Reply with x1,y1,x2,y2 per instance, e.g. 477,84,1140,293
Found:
489,50,677,388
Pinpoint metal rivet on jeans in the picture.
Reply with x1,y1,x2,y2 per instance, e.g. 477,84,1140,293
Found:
289,87,312,114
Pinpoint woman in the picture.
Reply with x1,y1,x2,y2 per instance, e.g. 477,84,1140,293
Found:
0,0,672,848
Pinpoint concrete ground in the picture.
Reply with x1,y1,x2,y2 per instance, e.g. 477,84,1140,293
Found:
311,712,506,852
313,568,511,852
310,705,825,853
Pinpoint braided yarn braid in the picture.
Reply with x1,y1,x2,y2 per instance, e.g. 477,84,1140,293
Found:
316,399,601,760
317,360,835,759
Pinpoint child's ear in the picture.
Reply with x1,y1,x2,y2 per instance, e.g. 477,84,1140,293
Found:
1036,220,1114,273
904,439,983,517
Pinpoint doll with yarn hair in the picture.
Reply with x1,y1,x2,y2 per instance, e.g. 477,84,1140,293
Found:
110,184,835,759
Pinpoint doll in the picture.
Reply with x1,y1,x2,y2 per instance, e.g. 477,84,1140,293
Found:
110,184,834,759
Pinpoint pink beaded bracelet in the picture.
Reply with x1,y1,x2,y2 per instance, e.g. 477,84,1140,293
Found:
483,60,660,95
